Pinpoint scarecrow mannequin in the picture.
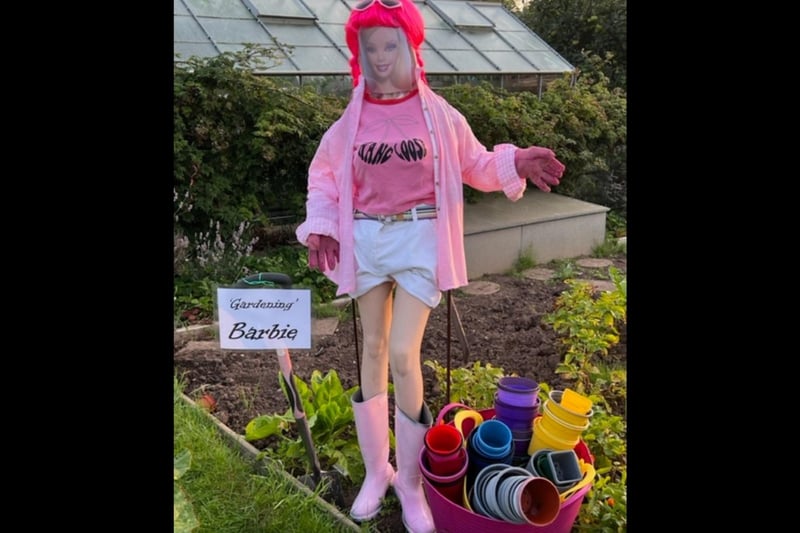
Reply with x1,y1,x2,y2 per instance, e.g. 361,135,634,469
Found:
295,1,566,531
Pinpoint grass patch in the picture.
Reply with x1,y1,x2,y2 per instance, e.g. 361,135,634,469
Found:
510,247,536,274
591,235,626,258
174,376,357,533
313,299,352,321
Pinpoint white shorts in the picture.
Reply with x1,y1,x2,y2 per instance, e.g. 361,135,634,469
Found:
349,217,442,308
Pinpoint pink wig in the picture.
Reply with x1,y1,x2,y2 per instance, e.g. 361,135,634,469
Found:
345,0,427,87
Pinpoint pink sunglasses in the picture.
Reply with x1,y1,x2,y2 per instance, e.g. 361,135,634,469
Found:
354,0,402,11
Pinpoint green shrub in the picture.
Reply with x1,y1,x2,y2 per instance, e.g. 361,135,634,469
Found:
518,0,627,91
541,269,627,530
544,266,627,397
174,45,346,238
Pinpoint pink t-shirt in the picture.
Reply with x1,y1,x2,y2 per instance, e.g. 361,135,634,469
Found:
352,91,435,214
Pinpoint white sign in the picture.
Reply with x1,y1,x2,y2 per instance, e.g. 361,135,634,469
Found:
216,287,312,350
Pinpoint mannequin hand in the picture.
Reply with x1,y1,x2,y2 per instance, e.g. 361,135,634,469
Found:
307,234,340,272
514,146,566,192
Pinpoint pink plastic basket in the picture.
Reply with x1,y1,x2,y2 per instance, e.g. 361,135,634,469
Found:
423,403,593,533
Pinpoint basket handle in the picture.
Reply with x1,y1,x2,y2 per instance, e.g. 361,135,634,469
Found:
435,402,474,425
558,461,596,502
435,402,485,444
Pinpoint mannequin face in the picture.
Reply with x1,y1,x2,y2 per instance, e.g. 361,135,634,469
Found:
362,26,402,84
359,26,414,93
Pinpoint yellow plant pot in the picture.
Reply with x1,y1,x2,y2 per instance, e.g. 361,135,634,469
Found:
528,416,578,454
547,390,594,426
539,401,589,441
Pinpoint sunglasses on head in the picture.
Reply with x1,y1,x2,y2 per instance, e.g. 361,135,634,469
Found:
354,0,402,11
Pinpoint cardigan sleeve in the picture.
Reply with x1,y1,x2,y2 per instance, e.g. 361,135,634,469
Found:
295,127,341,246
448,106,527,201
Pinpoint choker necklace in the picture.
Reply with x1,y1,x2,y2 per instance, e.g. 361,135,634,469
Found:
368,89,415,99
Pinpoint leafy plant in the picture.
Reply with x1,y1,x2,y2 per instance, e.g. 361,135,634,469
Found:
424,360,507,413
541,269,627,530
244,369,366,483
574,467,627,532
174,277,218,324
581,404,626,475
174,449,200,533
544,266,627,395
550,259,578,282
605,209,627,238
590,362,627,416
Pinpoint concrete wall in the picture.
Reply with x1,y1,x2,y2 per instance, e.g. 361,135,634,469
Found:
463,191,609,279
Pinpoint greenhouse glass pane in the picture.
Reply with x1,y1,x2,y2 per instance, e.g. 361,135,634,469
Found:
248,0,314,18
303,0,352,21
174,0,189,16
420,50,457,73
319,22,348,46
426,28,473,50
483,51,534,71
290,46,351,71
417,2,451,29
470,4,521,31
174,16,208,42
460,30,513,51
183,0,251,18
521,51,574,72
265,23,331,46
430,0,493,28
521,32,550,51
440,50,497,72
502,31,549,52
337,45,351,60
201,18,272,44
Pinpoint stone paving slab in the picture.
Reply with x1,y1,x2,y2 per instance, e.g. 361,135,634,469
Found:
580,279,617,292
460,280,501,295
575,258,613,268
176,340,219,356
522,267,556,281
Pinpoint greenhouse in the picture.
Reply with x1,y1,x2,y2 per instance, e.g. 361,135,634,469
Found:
174,0,575,93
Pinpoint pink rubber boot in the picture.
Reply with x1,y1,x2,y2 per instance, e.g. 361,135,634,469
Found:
349,389,396,521
393,404,435,533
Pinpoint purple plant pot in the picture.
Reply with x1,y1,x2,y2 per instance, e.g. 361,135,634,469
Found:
497,376,540,407
494,393,539,431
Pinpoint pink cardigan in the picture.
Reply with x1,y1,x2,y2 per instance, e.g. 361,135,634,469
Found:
296,71,528,297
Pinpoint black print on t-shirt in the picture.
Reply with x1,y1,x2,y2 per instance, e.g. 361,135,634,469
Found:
394,138,427,162
357,138,427,165
358,142,393,165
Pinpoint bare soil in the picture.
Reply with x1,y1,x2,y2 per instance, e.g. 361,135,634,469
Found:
174,254,626,532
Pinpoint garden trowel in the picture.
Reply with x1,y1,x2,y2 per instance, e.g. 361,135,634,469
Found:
235,272,344,507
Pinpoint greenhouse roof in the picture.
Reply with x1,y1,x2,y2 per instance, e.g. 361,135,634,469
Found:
174,0,574,76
